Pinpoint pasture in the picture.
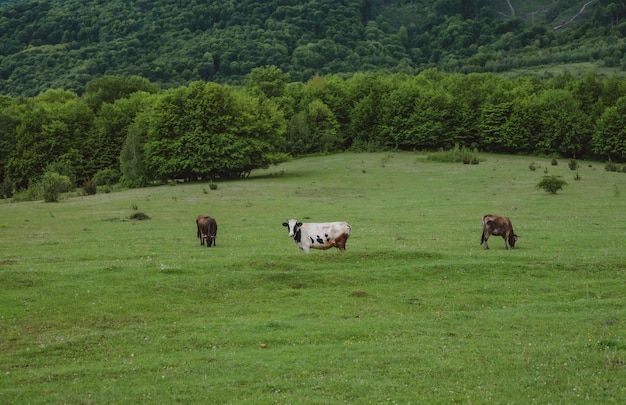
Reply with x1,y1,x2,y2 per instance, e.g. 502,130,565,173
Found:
1,152,625,404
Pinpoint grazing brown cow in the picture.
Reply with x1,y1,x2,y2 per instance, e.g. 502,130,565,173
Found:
196,215,218,247
480,214,518,250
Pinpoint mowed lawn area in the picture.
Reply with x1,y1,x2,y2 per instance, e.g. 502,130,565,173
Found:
1,152,625,404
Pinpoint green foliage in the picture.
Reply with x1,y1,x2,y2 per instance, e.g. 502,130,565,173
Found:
568,159,579,170
84,75,160,111
605,159,619,172
246,66,290,99
143,81,287,180
119,112,150,188
427,144,481,164
592,95,626,161
4,69,626,192
82,178,97,195
0,177,13,199
128,212,150,220
536,175,568,194
0,1,625,97
92,168,120,186
39,171,73,202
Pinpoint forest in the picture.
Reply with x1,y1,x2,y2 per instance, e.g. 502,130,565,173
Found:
0,0,625,96
1,0,626,200
2,67,626,200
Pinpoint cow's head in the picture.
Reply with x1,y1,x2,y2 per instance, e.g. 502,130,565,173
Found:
282,219,302,239
508,233,519,248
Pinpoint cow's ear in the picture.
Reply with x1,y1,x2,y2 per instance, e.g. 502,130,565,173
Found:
296,222,303,227
282,222,288,227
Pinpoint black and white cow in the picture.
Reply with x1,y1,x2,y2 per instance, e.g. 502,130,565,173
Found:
282,219,351,253
480,214,518,250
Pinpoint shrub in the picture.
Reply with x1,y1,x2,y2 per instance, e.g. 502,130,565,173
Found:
568,160,579,170
427,144,482,164
536,176,567,194
551,157,558,166
82,179,97,195
11,187,41,202
529,162,538,171
129,212,150,220
93,168,120,186
574,172,581,181
605,160,619,172
40,172,73,202
0,178,14,199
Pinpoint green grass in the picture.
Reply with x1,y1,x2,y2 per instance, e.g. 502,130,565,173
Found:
1,152,625,404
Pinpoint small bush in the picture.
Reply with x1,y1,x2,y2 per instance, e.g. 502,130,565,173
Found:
11,187,41,202
0,178,14,199
209,182,218,190
536,176,567,194
427,144,482,164
40,172,73,202
551,157,558,166
129,212,150,220
605,160,619,172
93,168,120,186
82,179,98,195
529,162,538,171
568,160,579,170
574,172,581,181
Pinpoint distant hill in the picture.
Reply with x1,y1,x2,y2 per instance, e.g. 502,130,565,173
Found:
0,0,624,96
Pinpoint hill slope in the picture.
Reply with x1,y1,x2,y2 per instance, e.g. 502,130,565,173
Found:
0,0,624,96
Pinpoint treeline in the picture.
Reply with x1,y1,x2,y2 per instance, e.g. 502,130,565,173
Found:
2,67,626,200
0,0,625,96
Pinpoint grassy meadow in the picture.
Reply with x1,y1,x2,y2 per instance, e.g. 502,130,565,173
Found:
1,152,625,404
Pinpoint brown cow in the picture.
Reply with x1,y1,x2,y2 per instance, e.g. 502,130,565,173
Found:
196,215,218,247
480,214,518,250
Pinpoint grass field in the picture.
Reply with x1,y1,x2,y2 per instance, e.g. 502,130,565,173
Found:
1,152,625,404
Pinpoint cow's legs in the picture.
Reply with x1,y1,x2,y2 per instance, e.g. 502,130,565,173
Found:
483,234,490,249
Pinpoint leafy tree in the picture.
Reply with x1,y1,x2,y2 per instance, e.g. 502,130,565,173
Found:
4,90,93,189
534,89,592,158
592,95,626,161
84,75,160,111
87,91,154,177
0,95,22,193
120,112,150,188
246,65,289,98
143,81,287,181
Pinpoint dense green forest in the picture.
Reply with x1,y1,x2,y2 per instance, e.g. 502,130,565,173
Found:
1,0,626,200
2,67,626,200
0,0,625,96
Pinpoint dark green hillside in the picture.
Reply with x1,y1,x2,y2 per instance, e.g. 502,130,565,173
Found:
0,0,624,96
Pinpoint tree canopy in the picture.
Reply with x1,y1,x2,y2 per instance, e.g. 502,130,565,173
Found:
3,67,626,200
0,0,625,97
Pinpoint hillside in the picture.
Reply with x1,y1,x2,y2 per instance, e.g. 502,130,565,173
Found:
0,0,625,96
